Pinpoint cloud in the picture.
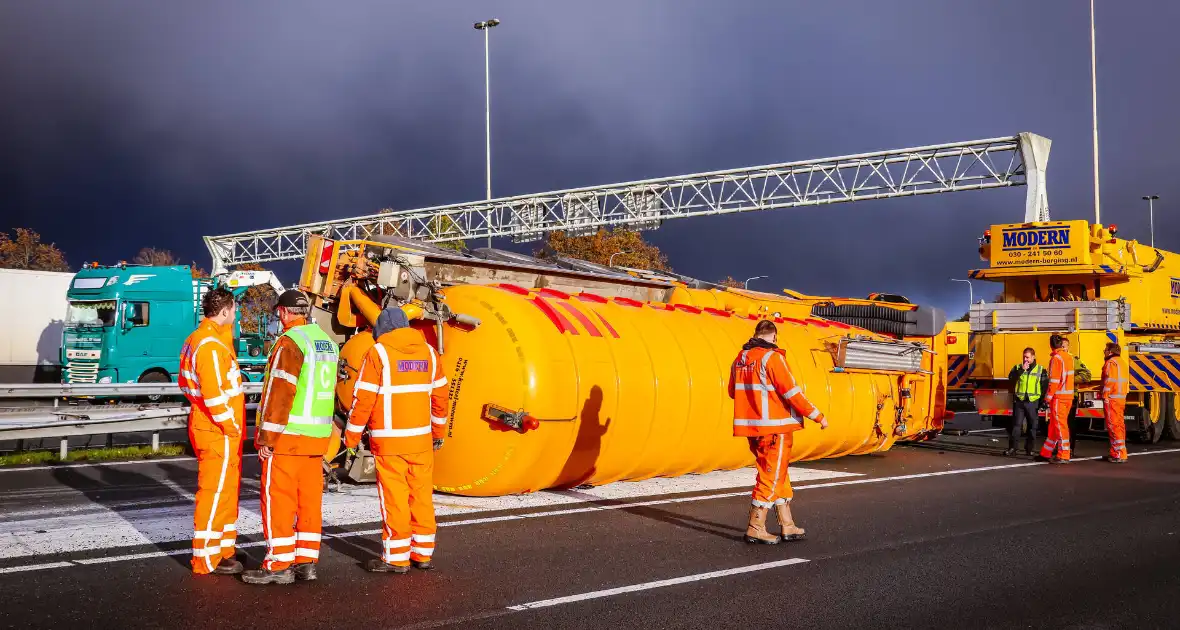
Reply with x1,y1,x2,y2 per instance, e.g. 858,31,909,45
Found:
2,0,1178,315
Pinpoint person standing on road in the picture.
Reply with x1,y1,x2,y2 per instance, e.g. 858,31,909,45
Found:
1100,342,1129,463
1037,334,1075,464
729,320,828,545
345,307,450,574
178,287,246,576
1005,348,1048,456
242,290,339,586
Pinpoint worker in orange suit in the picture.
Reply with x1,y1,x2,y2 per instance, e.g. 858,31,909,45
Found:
346,307,449,573
1037,334,1075,464
178,287,246,576
242,290,339,585
729,319,828,545
1100,342,1129,463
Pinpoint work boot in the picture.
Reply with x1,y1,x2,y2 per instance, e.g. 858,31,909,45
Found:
1050,457,1070,465
241,568,295,585
365,559,410,574
1103,456,1127,464
212,557,244,575
1002,448,1016,457
411,560,435,571
292,563,317,581
744,506,779,545
774,502,806,542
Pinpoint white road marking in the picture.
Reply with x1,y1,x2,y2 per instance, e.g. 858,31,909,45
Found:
0,561,73,574
506,558,810,610
2,448,1178,574
0,467,857,560
0,453,258,474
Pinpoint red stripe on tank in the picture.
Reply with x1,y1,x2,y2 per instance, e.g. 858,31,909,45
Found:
557,302,602,337
530,297,578,334
594,312,621,338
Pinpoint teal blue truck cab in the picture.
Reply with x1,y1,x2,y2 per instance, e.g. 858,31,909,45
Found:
60,263,269,388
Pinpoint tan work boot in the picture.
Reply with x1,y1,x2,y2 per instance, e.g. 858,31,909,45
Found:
774,502,806,542
744,506,780,545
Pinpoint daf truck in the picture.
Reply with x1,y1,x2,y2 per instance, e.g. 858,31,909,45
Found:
60,263,281,389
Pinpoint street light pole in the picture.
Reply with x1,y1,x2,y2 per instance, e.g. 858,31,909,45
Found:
1090,0,1102,225
950,278,974,316
474,18,501,248
1142,195,1159,248
744,275,768,289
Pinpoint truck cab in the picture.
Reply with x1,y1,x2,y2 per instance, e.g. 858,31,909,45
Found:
61,263,270,387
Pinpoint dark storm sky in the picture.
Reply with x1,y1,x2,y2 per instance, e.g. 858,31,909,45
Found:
2,1,1177,316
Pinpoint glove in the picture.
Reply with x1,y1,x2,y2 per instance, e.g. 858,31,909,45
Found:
433,438,444,451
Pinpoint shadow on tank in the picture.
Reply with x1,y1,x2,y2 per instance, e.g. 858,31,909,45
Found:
555,386,611,489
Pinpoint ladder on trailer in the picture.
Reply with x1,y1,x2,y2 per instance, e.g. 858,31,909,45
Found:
204,133,1052,273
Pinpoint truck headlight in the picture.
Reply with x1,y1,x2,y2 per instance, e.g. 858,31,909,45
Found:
99,376,113,384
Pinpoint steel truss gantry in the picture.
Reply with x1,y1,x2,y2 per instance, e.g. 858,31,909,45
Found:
205,133,1051,272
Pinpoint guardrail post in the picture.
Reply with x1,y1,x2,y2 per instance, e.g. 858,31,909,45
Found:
151,432,160,453
59,438,68,461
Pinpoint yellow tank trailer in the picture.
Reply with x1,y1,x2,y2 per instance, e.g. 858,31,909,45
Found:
966,220,1180,442
302,235,951,496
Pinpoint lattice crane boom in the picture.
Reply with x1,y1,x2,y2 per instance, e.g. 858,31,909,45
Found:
205,132,1051,272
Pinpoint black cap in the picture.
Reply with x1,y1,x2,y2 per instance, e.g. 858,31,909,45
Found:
275,290,310,309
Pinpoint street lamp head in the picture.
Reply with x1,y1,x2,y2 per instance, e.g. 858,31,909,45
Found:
487,18,501,27
1143,195,1160,201
475,18,501,29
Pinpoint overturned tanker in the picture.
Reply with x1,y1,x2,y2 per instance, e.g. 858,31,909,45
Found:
298,236,950,497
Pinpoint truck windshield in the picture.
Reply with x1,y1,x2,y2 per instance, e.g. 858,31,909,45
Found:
65,300,117,327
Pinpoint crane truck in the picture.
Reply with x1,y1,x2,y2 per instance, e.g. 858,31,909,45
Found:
60,264,285,390
967,220,1180,443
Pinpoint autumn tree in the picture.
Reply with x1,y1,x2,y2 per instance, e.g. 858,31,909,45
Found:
718,276,743,289
189,263,209,279
132,247,180,266
538,228,670,271
0,228,71,272
232,263,280,335
376,208,466,252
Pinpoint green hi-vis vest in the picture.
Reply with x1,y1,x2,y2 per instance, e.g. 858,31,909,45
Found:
272,324,339,438
1015,364,1045,401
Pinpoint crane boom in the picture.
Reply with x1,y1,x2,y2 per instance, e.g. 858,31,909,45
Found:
205,133,1050,272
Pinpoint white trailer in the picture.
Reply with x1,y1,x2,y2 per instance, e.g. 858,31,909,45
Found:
0,269,73,382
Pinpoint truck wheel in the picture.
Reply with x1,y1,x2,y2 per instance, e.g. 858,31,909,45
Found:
138,371,172,404
1162,393,1180,441
1137,393,1167,444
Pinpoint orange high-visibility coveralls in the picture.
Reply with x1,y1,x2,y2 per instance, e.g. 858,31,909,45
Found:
179,318,246,574
346,327,449,567
1101,355,1129,459
729,344,825,507
1039,349,1075,461
256,317,331,572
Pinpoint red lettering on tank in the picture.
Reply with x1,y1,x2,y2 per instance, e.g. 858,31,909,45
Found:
496,284,530,295
538,288,572,300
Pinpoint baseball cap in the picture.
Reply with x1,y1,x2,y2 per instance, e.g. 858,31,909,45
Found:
275,290,310,309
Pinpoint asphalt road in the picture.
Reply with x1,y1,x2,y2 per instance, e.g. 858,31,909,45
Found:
1,413,1178,629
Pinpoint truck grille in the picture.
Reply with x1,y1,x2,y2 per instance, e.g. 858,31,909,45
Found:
65,360,100,383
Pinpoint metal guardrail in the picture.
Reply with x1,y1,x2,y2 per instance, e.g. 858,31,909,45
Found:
0,382,263,398
0,382,263,459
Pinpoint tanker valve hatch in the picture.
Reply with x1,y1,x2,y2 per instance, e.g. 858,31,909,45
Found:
481,404,541,433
